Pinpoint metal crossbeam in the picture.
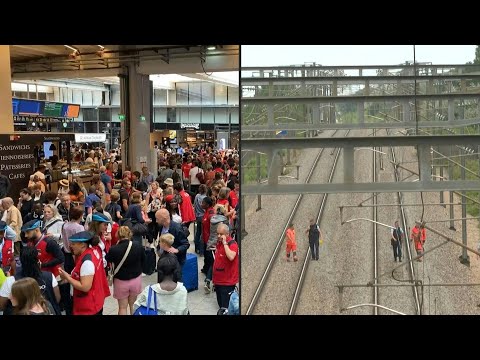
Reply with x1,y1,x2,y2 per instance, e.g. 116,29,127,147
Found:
242,181,480,195
242,93,480,105
242,135,480,150
241,74,480,84
242,119,480,131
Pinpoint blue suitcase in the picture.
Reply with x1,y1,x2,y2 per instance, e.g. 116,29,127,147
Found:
182,253,198,292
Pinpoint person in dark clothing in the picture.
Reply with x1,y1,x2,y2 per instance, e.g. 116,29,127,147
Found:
305,218,321,261
155,209,190,266
391,220,404,262
22,219,65,277
105,226,145,315
132,171,148,193
0,246,61,315
17,188,34,222
57,194,75,222
23,203,44,224
124,192,151,246
0,172,11,199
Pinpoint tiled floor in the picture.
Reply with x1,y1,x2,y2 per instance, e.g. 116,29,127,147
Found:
103,227,219,315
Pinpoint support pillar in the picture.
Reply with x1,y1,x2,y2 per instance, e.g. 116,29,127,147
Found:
448,99,454,122
267,149,280,186
119,61,152,172
267,104,274,130
0,46,13,133
449,145,456,231
256,152,262,211
460,132,470,265
418,145,431,183
344,146,354,183
402,101,410,123
439,165,445,207
357,102,364,124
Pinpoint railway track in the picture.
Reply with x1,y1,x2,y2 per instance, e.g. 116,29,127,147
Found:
245,130,349,315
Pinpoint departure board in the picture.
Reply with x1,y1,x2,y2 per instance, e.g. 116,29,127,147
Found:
43,102,64,117
11,99,81,118
63,104,80,118
18,100,41,115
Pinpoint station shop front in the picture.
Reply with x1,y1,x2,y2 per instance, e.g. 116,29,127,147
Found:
151,123,239,150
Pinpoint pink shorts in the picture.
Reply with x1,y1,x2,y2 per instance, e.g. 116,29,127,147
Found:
113,275,143,300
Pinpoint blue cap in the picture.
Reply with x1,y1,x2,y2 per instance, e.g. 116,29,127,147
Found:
0,221,7,231
22,220,43,232
69,231,94,243
91,213,110,223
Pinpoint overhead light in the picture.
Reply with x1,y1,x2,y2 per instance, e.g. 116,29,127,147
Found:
97,45,105,50
64,45,79,52
207,46,216,51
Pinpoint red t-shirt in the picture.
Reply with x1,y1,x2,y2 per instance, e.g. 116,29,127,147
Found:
212,237,239,286
202,207,215,244
182,163,192,179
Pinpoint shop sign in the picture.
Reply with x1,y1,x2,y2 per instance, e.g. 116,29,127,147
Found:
180,123,200,130
75,133,107,143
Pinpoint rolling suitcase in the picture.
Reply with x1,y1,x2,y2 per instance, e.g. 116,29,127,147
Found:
143,247,156,275
182,253,198,292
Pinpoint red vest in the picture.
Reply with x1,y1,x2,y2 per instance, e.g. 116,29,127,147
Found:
1,239,14,268
212,237,239,286
29,236,61,277
179,190,196,223
71,246,110,315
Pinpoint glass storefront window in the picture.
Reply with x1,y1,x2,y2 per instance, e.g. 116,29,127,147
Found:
230,107,239,124
154,108,167,123
189,108,201,123
82,108,97,121
201,82,215,105
176,83,189,105
188,83,202,105
215,108,228,123
227,87,239,105
215,84,228,105
178,108,189,122
167,108,176,123
202,108,214,124
98,108,111,122
154,89,167,105
85,122,98,133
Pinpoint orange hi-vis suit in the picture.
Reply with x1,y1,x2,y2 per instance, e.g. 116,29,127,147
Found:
411,226,426,251
286,228,296,255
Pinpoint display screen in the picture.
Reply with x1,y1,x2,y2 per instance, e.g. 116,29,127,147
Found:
12,99,80,118
43,102,64,117
18,100,42,115
64,104,80,118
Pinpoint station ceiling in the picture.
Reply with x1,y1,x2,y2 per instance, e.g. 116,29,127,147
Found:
9,45,239,80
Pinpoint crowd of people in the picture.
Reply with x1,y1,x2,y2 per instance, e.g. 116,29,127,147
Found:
0,143,240,315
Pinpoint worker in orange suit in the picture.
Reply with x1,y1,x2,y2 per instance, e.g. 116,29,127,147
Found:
286,223,298,262
410,222,426,261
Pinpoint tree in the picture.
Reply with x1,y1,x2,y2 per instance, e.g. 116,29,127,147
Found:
465,45,480,65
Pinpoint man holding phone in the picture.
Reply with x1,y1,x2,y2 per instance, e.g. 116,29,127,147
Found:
212,223,238,310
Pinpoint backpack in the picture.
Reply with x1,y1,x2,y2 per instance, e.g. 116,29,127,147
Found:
196,169,206,184
105,203,119,222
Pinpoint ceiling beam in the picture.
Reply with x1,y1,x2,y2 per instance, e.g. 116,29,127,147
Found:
136,54,239,75
12,68,120,80
11,45,67,56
